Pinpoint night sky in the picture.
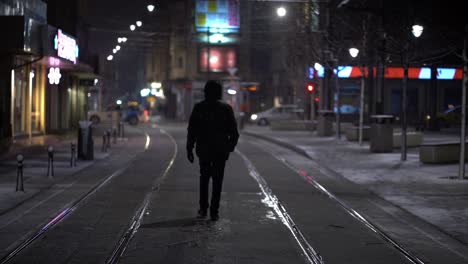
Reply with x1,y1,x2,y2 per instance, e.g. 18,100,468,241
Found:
85,0,158,102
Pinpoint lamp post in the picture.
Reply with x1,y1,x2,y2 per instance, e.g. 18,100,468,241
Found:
459,27,468,179
401,24,423,161
349,47,366,145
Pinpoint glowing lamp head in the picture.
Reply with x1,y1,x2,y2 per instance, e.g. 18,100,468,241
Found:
147,4,155,12
412,25,424,38
307,83,315,92
130,25,136,31
277,6,286,17
349,48,359,58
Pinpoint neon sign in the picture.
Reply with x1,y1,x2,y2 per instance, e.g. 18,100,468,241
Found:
48,67,62,85
54,29,79,64
310,65,464,80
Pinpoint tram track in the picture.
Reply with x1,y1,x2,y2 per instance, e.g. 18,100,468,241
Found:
0,132,152,264
247,137,426,264
106,128,178,264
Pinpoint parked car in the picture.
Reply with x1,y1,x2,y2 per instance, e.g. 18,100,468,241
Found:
121,105,149,126
250,105,304,126
88,106,120,126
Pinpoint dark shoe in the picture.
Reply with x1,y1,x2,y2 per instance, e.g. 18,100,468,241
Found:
197,209,207,219
210,213,219,221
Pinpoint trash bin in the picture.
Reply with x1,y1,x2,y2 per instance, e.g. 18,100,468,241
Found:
317,110,334,136
78,121,94,160
370,115,394,153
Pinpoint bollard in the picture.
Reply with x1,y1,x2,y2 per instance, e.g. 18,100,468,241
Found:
106,129,111,149
119,122,125,138
47,146,54,178
70,142,76,167
112,127,117,144
102,133,107,152
16,154,24,192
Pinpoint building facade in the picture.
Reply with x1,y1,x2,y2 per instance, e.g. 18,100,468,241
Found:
0,0,97,153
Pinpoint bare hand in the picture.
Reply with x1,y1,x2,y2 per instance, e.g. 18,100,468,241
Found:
187,150,194,163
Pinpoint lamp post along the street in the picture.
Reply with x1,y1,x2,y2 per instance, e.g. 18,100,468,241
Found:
401,52,408,161
359,64,365,145
335,62,342,139
402,25,423,161
349,47,365,145
459,29,467,180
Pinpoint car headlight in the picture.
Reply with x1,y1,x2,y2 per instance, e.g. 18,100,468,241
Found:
250,114,258,121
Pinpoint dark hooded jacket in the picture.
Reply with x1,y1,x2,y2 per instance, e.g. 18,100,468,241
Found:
187,99,239,161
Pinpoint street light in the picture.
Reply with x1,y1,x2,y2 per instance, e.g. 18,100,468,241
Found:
348,47,366,145
276,6,286,17
401,25,424,161
411,25,424,38
130,24,136,31
349,48,359,58
116,45,121,51
136,21,143,27
140,88,151,97
107,55,113,61
147,4,155,12
113,49,117,54
151,82,162,89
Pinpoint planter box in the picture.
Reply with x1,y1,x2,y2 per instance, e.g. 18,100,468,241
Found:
270,120,316,131
345,126,370,141
393,132,423,148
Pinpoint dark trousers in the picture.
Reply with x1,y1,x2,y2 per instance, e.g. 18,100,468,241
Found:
199,158,226,214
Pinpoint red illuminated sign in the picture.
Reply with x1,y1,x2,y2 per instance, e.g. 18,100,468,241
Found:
199,47,236,72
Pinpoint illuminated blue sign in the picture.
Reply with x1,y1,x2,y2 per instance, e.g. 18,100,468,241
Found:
195,0,240,33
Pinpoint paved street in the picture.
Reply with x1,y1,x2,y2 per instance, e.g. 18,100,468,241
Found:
0,121,467,263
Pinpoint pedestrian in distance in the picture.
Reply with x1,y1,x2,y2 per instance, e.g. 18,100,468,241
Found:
186,80,239,221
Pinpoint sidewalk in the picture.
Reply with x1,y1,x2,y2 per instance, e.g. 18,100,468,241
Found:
243,125,468,246
0,124,125,215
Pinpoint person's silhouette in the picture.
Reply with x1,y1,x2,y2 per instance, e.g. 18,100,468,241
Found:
187,80,239,221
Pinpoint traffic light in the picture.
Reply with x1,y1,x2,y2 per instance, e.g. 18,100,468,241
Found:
306,83,316,93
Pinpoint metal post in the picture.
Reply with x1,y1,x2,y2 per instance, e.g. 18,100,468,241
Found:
310,91,316,122
112,127,117,144
459,32,467,180
16,154,24,192
335,66,342,139
102,133,107,152
106,129,111,149
359,65,366,145
47,146,54,178
401,52,408,161
70,142,76,167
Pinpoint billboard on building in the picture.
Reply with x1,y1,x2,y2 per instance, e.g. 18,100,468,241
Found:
199,47,236,72
195,0,240,33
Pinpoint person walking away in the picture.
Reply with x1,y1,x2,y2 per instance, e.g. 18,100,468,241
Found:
186,80,239,221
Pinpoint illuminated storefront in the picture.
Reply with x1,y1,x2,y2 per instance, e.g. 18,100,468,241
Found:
42,27,91,133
